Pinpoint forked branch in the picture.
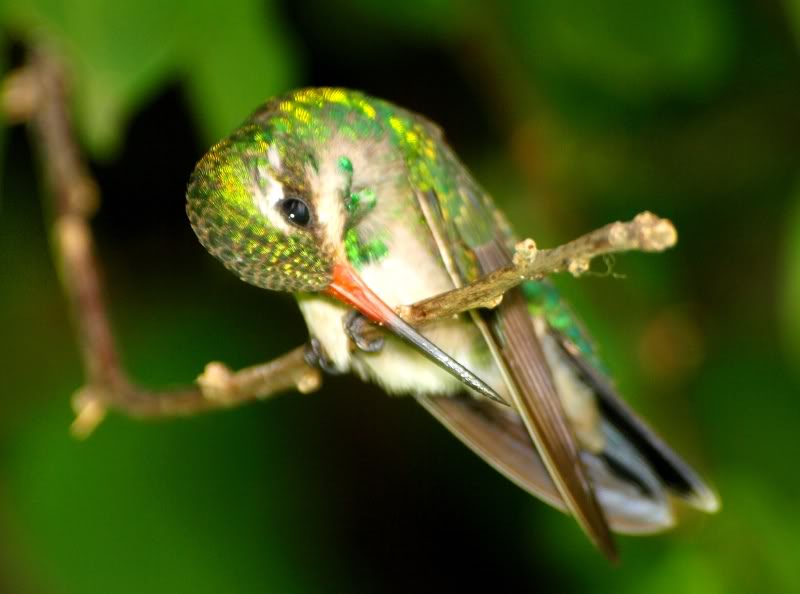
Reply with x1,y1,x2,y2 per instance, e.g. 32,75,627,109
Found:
2,47,677,438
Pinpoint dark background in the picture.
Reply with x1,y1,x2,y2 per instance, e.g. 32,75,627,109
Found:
2,1,800,592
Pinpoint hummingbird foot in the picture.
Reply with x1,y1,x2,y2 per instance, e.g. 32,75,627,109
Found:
304,337,345,375
344,310,385,353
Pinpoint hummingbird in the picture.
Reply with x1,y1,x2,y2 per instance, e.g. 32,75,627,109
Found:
186,88,719,560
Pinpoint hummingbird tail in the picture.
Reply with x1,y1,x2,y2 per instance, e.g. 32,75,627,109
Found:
414,299,719,537
418,390,718,537
559,337,721,514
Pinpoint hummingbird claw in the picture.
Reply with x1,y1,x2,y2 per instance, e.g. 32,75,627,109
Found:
304,337,345,375
344,310,385,353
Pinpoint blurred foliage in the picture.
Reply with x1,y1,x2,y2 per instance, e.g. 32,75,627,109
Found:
1,0,296,155
789,0,800,44
782,183,800,360
0,26,5,181
346,0,465,38
506,0,735,107
2,0,800,593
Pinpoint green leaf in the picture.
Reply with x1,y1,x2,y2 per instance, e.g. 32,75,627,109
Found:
3,0,181,156
1,0,298,156
179,0,298,144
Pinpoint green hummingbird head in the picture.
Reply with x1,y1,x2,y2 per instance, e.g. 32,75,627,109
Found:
186,119,334,293
186,88,399,293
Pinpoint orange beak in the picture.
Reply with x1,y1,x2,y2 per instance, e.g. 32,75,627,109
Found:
326,262,507,405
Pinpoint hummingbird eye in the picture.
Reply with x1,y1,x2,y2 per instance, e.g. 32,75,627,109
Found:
279,197,311,227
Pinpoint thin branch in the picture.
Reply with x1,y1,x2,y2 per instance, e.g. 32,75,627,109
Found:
71,347,320,437
397,212,677,325
4,49,321,438
3,47,678,439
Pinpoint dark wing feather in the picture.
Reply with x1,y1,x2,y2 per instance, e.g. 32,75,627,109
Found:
416,395,564,509
557,336,720,513
473,245,616,559
413,164,616,559
418,395,678,534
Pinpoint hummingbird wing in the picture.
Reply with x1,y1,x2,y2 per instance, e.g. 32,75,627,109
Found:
417,394,676,534
397,112,718,546
556,333,720,514
416,187,615,558
416,319,720,532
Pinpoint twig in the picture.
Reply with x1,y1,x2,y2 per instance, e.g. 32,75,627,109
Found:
3,47,677,439
397,212,677,325
5,49,321,439
70,347,321,437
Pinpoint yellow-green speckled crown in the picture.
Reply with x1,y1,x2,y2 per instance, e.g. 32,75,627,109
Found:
186,115,331,293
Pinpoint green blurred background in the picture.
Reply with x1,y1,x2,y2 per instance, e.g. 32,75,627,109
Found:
1,0,799,592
